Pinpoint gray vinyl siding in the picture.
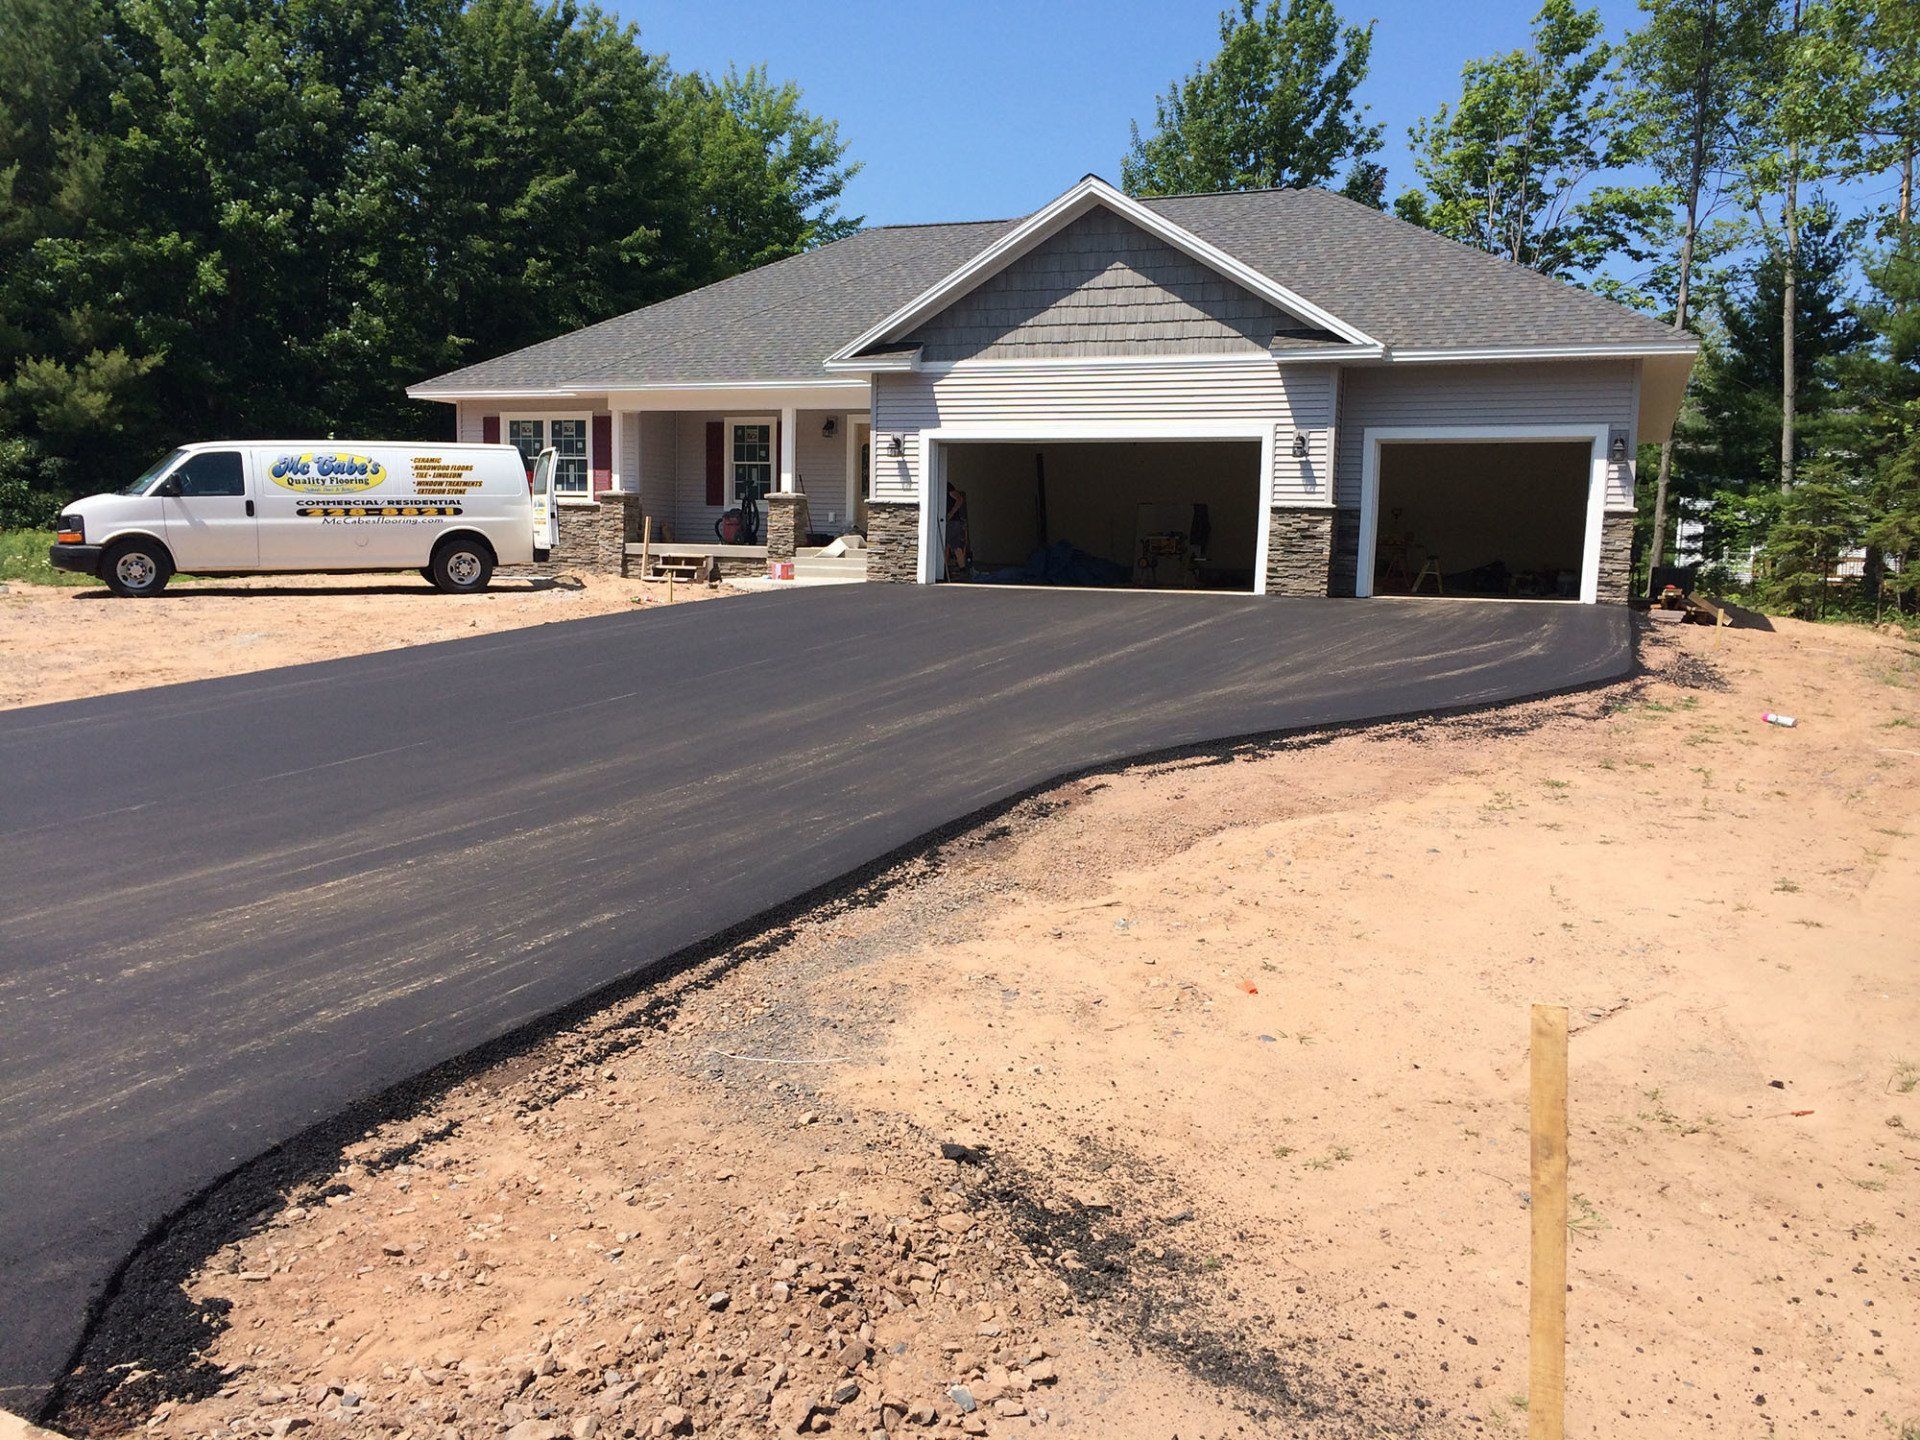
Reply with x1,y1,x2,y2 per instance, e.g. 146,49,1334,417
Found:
454,398,611,442
1333,360,1639,510
902,208,1299,362
871,362,1336,507
655,410,853,542
635,412,677,528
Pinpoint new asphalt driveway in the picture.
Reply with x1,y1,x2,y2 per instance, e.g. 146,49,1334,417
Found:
0,586,1630,1414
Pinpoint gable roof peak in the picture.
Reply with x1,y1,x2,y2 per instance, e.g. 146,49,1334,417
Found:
827,174,1380,365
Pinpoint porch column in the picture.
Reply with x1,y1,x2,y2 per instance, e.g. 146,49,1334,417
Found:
778,406,798,492
609,409,624,492
767,405,807,564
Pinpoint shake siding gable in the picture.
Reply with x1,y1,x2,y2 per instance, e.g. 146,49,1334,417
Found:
902,207,1304,362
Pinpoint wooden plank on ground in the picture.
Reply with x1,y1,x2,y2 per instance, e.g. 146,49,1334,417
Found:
1530,1002,1569,1440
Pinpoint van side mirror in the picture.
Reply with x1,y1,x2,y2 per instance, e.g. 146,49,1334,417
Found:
154,475,181,498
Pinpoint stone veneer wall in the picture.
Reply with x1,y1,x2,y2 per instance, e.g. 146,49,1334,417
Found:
1265,508,1334,597
865,501,920,582
1329,509,1361,598
1596,512,1634,604
765,493,812,561
550,492,641,576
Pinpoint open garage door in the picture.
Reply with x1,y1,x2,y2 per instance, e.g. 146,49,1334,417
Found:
935,440,1261,591
1365,439,1597,601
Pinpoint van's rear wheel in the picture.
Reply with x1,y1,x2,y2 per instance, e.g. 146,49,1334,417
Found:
101,538,172,597
429,536,494,594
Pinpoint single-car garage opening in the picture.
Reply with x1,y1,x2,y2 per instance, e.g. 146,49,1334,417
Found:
939,440,1261,591
1373,440,1592,600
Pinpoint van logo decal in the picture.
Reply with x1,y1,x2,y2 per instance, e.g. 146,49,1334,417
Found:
269,453,388,492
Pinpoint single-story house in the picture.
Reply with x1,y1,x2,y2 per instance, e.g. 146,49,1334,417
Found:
408,175,1697,602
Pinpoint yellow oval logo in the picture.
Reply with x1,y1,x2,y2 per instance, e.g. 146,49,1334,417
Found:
269,453,388,492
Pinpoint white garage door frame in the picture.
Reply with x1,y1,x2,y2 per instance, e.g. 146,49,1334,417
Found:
1356,424,1610,605
916,420,1278,592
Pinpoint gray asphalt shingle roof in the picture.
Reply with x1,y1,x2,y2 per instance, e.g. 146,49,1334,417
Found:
409,188,1683,395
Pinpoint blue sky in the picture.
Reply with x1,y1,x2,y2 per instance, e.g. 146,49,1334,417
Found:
617,0,1653,226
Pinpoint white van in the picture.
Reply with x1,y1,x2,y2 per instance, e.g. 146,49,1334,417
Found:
50,441,559,596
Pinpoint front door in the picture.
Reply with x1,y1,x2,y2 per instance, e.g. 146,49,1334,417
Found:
853,421,871,535
160,449,257,570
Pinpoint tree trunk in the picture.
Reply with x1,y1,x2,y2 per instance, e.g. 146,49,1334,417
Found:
1902,138,1914,247
1646,1,1718,590
1780,0,1801,494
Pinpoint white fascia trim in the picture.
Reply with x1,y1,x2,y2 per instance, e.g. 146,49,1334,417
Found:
407,387,588,401
921,351,1293,374
823,352,921,373
1388,342,1699,364
827,176,1380,365
411,379,867,400
1274,344,1384,364
606,378,869,391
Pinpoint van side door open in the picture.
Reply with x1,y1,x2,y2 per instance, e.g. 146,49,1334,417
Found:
160,450,258,570
529,447,558,558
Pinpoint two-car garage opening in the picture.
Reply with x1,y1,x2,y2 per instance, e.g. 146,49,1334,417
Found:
1370,440,1593,601
936,440,1261,592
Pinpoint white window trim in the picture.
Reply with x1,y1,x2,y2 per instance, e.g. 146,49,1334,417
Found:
915,419,1276,594
1355,424,1609,605
503,412,593,502
725,415,776,504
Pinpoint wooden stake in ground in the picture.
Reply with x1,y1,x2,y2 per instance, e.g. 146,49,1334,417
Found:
1530,1003,1569,1440
640,514,652,586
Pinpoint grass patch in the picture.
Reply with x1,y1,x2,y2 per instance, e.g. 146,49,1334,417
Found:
0,529,95,587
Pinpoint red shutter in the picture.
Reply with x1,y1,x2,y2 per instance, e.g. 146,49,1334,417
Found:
481,414,500,445
705,421,725,506
591,413,613,494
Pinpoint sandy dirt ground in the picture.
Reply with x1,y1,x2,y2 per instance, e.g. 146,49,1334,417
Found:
0,573,717,710
51,616,1920,1440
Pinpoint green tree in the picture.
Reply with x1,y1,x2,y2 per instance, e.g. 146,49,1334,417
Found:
1620,0,1775,577
0,0,861,518
1824,243,1920,613
1122,0,1384,204
1670,205,1866,563
1394,0,1668,285
1757,465,1863,616
670,65,861,276
1807,0,1920,245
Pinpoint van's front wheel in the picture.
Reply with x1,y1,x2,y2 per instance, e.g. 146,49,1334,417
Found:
101,538,172,597
429,536,494,594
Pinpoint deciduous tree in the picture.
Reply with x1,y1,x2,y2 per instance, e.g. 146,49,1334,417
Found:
1394,0,1667,285
1123,0,1384,204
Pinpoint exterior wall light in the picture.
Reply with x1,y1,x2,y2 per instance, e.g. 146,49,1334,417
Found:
1292,432,1309,458
1609,435,1629,463
887,435,904,457
821,417,838,439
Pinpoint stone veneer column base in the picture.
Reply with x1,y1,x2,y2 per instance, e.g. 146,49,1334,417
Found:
1596,511,1635,604
1265,508,1335,597
1330,508,1361,598
765,492,812,561
865,500,921,582
550,491,642,576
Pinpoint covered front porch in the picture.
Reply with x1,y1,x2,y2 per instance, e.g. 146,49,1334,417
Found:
448,384,876,560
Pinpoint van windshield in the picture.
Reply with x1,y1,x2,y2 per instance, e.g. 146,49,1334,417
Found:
118,449,186,495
